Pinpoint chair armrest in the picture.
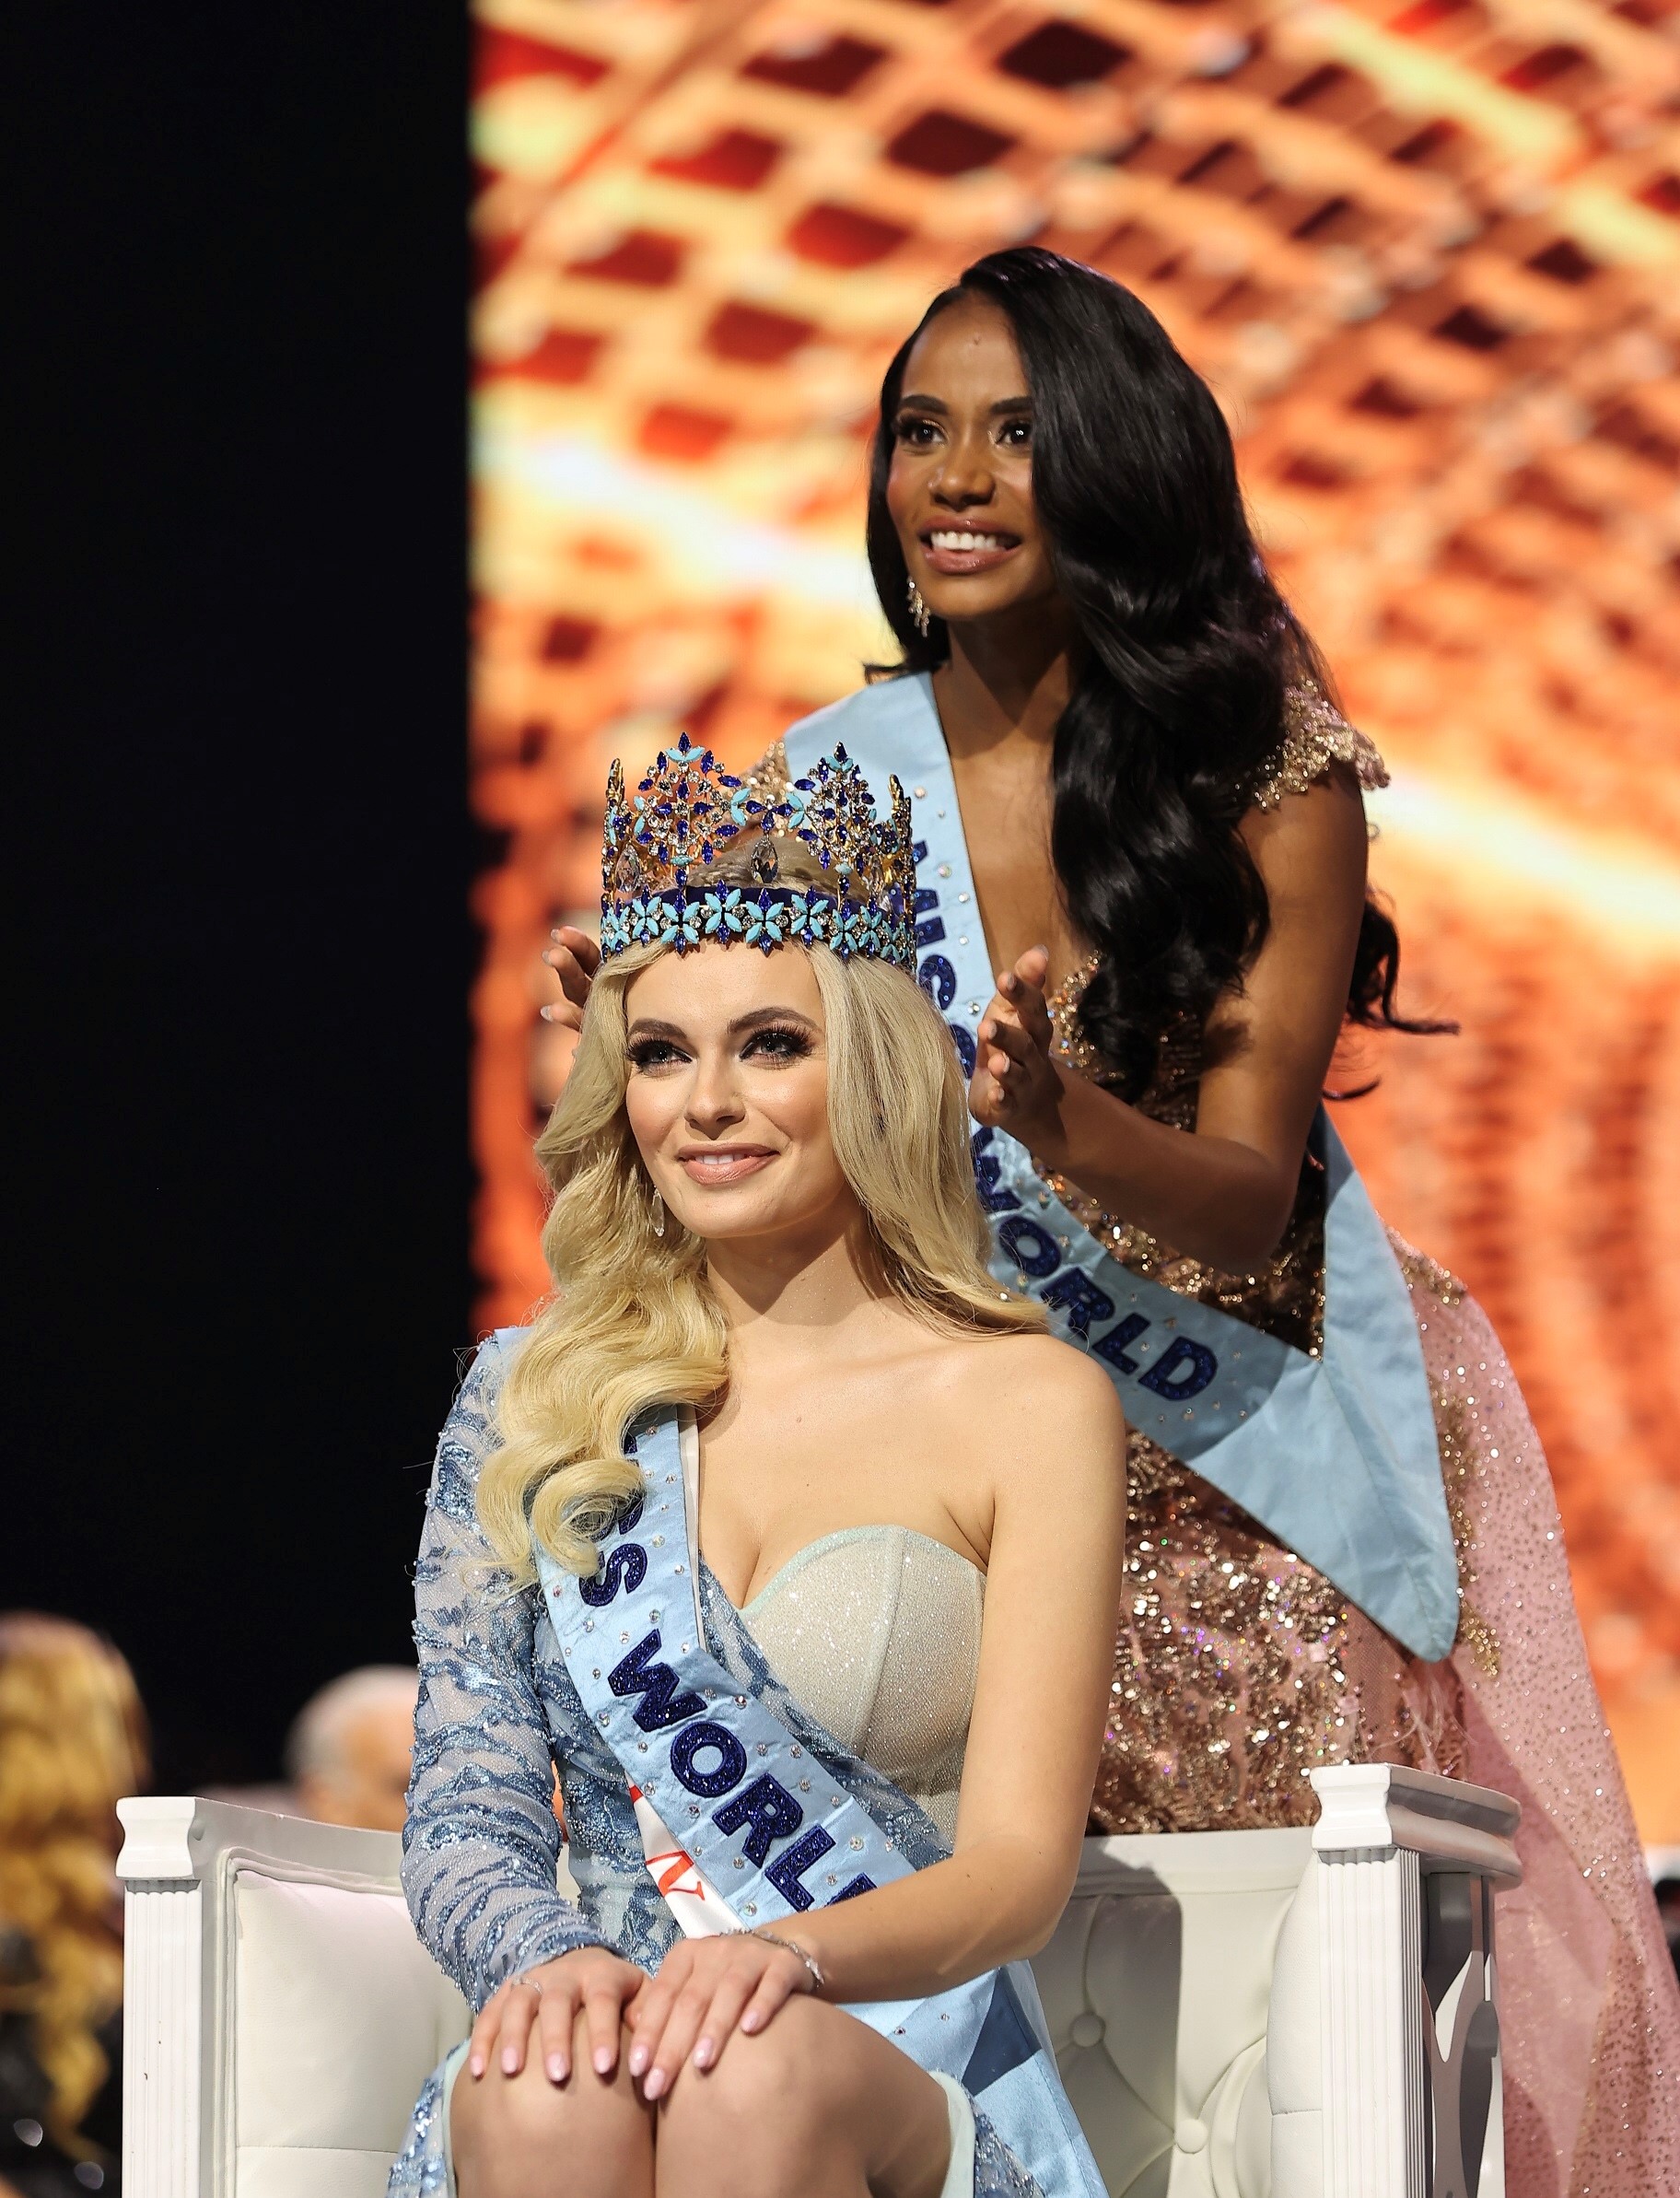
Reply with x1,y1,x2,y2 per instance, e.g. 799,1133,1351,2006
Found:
117,1795,402,1891
1310,1764,1521,1886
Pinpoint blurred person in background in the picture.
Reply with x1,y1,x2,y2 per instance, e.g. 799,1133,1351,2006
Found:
285,1666,417,1834
0,1615,146,2198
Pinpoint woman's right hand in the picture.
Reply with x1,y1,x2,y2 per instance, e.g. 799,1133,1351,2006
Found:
466,1946,645,2086
541,929,599,1028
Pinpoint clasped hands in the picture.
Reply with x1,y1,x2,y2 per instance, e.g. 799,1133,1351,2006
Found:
543,928,1064,1147
465,1933,817,2102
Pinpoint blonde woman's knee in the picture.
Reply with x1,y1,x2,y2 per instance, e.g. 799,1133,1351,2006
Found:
452,2014,652,2198
656,1997,949,2198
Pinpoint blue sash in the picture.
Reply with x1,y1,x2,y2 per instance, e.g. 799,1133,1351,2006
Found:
786,673,1458,1663
536,1409,1105,2198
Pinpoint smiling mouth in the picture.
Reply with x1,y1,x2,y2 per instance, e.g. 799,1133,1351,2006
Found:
676,1147,777,1185
919,528,1021,574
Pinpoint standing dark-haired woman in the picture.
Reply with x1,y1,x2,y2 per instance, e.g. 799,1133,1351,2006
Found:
541,250,1679,2195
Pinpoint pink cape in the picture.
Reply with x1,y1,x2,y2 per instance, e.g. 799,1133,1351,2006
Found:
1407,1254,1680,2195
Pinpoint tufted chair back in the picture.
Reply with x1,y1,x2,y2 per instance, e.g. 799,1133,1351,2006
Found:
1029,1830,1312,2198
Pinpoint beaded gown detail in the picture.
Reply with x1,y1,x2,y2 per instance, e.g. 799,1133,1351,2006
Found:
751,684,1680,2198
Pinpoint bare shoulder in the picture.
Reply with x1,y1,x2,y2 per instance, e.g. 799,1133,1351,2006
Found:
974,1333,1126,1540
1239,763,1368,903
1005,1327,1122,1413
947,1327,1126,1448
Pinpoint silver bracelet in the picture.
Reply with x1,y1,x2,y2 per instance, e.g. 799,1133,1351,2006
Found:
750,1927,825,1993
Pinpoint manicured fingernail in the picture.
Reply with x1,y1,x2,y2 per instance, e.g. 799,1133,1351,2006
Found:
468,2056,484,2078
539,1004,554,1021
593,2047,613,2075
502,2048,518,2074
643,2068,666,2100
551,929,563,941
742,2012,762,2034
694,2039,714,2069
628,2045,648,2075
546,2053,566,2083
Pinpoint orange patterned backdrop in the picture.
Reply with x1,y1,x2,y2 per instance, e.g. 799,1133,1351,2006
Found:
467,0,1680,1835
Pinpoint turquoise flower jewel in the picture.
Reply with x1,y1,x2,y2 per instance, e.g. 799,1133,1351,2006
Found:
796,892,835,944
659,896,705,952
744,894,788,951
837,903,877,957
627,894,663,944
701,888,745,939
600,905,632,955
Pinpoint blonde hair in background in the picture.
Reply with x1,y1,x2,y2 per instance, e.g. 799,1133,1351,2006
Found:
0,1614,148,2156
476,937,1044,1582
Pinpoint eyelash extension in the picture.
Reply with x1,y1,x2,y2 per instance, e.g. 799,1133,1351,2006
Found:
743,1023,812,1060
624,1025,811,1070
625,1038,686,1070
892,413,1032,445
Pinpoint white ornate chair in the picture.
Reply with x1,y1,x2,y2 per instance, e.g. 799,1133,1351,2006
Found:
117,1764,1519,2198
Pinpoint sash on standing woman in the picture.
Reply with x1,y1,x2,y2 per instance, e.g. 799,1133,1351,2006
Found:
534,1408,1106,2198
786,673,1459,1664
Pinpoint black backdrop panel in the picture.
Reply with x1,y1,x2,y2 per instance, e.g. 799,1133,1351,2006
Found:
11,4,473,1791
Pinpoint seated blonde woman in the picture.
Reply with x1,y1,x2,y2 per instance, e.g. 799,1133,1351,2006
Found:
389,742,1126,2198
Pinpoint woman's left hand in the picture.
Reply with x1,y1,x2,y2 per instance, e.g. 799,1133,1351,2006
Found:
626,1932,818,2100
969,946,1063,1145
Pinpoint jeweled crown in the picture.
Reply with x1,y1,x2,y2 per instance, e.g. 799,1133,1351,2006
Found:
600,733,915,967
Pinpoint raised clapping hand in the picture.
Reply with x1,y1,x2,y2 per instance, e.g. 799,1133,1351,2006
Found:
468,1934,816,2099
969,946,1063,1143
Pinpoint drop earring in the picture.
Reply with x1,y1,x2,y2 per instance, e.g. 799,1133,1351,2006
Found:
906,577,931,638
652,1197,666,1239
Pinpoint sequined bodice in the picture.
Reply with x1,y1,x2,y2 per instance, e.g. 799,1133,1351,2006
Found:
735,1526,984,1846
1042,966,1472,1834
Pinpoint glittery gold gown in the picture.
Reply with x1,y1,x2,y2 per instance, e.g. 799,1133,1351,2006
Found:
1044,967,1680,2196
1041,971,1478,1842
752,692,1680,2198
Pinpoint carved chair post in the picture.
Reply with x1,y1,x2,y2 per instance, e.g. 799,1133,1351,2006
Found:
1308,1764,1522,2198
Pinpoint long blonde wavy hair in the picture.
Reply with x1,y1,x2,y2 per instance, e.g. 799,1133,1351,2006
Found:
0,1614,148,2154
477,938,1043,1581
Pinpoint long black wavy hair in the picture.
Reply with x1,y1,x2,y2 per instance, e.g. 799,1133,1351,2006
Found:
867,247,1445,1101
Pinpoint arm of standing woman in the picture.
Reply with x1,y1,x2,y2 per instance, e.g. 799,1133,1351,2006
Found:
972,771,1371,1272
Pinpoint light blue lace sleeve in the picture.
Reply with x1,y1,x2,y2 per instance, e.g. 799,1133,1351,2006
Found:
402,1335,606,2008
